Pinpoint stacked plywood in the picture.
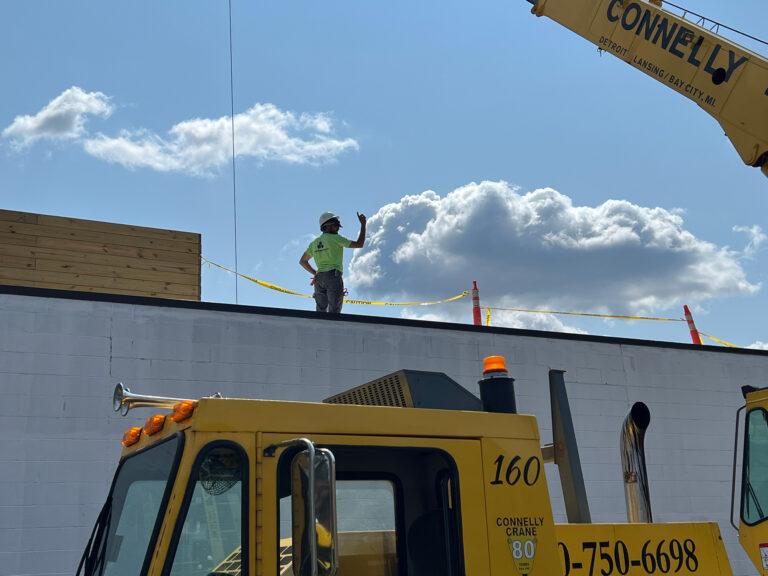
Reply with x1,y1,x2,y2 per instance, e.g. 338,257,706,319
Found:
0,209,200,299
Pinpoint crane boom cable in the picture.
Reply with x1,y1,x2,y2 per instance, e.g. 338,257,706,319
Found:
228,0,239,304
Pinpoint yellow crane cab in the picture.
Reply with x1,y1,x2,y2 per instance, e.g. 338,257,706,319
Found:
78,358,733,576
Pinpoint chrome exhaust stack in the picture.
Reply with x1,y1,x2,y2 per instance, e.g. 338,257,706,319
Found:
620,402,652,523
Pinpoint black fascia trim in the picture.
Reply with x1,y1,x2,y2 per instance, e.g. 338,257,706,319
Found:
2,283,766,357
161,440,250,576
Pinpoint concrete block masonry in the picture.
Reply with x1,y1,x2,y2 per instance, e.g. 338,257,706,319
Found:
1,286,768,576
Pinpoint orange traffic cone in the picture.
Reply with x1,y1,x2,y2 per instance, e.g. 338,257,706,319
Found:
683,305,702,345
472,281,481,326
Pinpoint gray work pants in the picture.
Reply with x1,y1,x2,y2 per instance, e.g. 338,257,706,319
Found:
314,270,344,313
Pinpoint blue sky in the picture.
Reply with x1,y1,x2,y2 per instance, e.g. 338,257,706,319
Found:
1,0,766,348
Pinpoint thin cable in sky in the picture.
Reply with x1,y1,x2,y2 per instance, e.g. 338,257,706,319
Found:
228,0,239,304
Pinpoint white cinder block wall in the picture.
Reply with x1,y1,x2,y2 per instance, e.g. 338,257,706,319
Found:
2,287,767,576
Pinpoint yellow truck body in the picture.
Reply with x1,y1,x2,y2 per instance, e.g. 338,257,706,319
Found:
79,372,736,576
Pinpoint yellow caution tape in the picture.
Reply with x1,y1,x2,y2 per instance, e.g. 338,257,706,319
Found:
342,292,470,306
487,306,684,322
202,257,470,306
203,257,313,298
698,332,739,348
204,257,740,345
488,304,739,347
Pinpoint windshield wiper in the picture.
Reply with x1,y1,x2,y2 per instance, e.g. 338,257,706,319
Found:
746,480,765,520
76,496,113,576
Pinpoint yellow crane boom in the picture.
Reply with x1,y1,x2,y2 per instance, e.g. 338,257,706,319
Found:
526,0,768,178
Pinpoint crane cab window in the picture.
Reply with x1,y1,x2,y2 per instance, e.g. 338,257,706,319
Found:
277,445,464,576
165,442,248,576
98,435,182,576
742,409,768,525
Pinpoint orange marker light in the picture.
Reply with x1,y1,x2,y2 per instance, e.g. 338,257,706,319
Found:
482,356,507,374
122,427,142,447
170,400,197,423
143,414,166,436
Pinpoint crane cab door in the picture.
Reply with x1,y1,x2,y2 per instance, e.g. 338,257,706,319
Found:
260,434,492,576
739,391,768,575
480,437,560,576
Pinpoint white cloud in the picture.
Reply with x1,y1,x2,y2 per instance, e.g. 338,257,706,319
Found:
733,225,767,259
748,341,768,350
3,88,358,175
2,87,112,148
83,103,358,176
348,181,760,327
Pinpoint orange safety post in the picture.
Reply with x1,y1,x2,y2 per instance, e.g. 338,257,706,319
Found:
683,305,702,345
472,281,481,325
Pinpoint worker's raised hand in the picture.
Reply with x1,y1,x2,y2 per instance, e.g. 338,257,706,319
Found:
357,212,366,225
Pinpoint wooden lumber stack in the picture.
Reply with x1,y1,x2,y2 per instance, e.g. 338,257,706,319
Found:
0,209,201,300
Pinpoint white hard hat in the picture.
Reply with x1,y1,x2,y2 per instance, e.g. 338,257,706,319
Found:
319,212,341,229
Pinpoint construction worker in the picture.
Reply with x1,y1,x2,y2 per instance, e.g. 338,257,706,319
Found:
300,211,366,313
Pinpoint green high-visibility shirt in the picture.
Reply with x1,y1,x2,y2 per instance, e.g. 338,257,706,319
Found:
305,233,353,273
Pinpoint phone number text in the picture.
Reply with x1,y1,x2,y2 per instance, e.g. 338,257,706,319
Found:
559,539,699,576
